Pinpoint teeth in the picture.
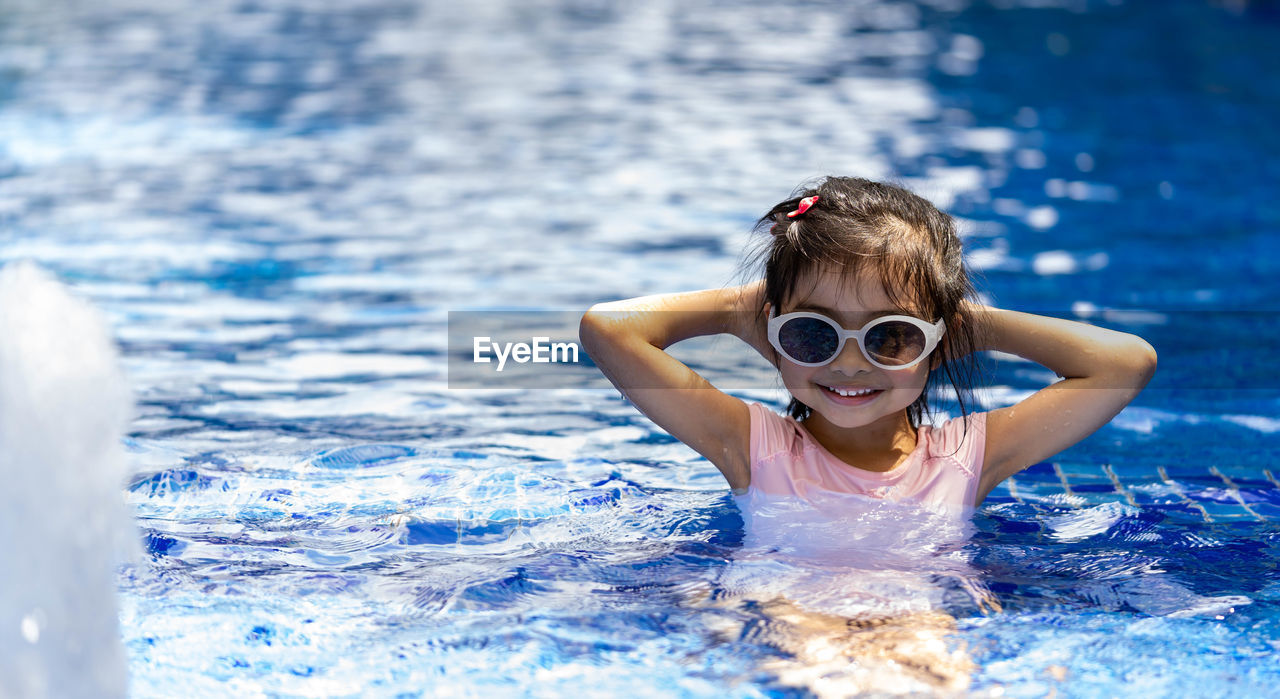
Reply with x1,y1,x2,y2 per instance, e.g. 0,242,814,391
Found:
826,386,878,397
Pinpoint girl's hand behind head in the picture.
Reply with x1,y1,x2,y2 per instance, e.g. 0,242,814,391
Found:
731,280,778,368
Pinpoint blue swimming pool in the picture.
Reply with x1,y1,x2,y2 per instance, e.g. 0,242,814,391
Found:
2,0,1278,695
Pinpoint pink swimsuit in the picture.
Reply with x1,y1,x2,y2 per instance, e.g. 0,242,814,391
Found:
742,402,989,511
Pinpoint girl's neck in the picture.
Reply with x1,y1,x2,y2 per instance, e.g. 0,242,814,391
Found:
801,409,918,473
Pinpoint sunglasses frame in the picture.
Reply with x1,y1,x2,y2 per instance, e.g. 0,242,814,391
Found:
767,311,947,370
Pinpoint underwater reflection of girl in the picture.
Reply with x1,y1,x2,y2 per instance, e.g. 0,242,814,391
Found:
698,492,999,695
581,176,1156,692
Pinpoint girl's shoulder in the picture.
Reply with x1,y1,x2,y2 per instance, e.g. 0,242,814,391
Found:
745,401,804,463
920,410,988,478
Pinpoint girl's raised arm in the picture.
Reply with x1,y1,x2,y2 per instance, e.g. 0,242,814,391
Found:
579,282,772,491
971,304,1158,505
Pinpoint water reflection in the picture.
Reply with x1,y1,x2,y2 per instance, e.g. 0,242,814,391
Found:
697,491,996,694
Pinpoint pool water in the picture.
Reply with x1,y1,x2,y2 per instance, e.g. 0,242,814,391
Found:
2,0,1279,695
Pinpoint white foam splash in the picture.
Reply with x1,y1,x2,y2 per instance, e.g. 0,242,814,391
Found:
1043,501,1140,543
0,261,137,698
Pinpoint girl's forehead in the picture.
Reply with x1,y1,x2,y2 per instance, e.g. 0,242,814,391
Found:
787,267,911,314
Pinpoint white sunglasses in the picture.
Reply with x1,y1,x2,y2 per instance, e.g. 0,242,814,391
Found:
767,311,946,370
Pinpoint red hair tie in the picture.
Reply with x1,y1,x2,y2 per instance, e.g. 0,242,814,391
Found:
786,195,819,218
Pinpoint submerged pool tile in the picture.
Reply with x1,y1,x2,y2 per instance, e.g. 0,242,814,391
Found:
1161,463,1219,480
1067,491,1128,508
1151,503,1212,523
1177,480,1235,498
1125,484,1184,506
1020,462,1058,480
1113,464,1172,485
1176,475,1235,491
1228,477,1277,490
1008,481,1068,499
1069,483,1118,494
1247,503,1280,520
1122,473,1163,486
1237,489,1280,505
1194,501,1256,519
1205,511,1257,521
1057,464,1112,482
1212,463,1272,482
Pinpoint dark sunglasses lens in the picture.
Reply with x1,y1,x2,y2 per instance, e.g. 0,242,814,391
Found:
778,317,840,364
864,321,927,366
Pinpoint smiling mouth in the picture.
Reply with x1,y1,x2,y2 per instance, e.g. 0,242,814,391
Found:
819,384,885,398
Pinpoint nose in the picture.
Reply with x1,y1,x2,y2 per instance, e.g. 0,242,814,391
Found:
828,340,875,375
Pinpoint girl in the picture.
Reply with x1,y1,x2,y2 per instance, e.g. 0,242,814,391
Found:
579,176,1157,514
581,176,1156,693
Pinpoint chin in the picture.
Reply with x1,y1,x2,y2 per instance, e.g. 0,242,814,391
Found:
814,408,892,429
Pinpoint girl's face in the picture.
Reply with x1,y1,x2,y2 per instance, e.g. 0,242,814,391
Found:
774,267,933,432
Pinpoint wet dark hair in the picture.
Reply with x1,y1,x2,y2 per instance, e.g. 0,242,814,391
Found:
743,176,982,429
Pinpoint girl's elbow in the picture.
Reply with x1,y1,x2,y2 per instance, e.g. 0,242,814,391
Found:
579,307,613,353
1117,336,1157,386
1139,340,1158,383
579,305,639,356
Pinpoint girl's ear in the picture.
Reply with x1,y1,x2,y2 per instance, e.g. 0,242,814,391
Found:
929,352,943,371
